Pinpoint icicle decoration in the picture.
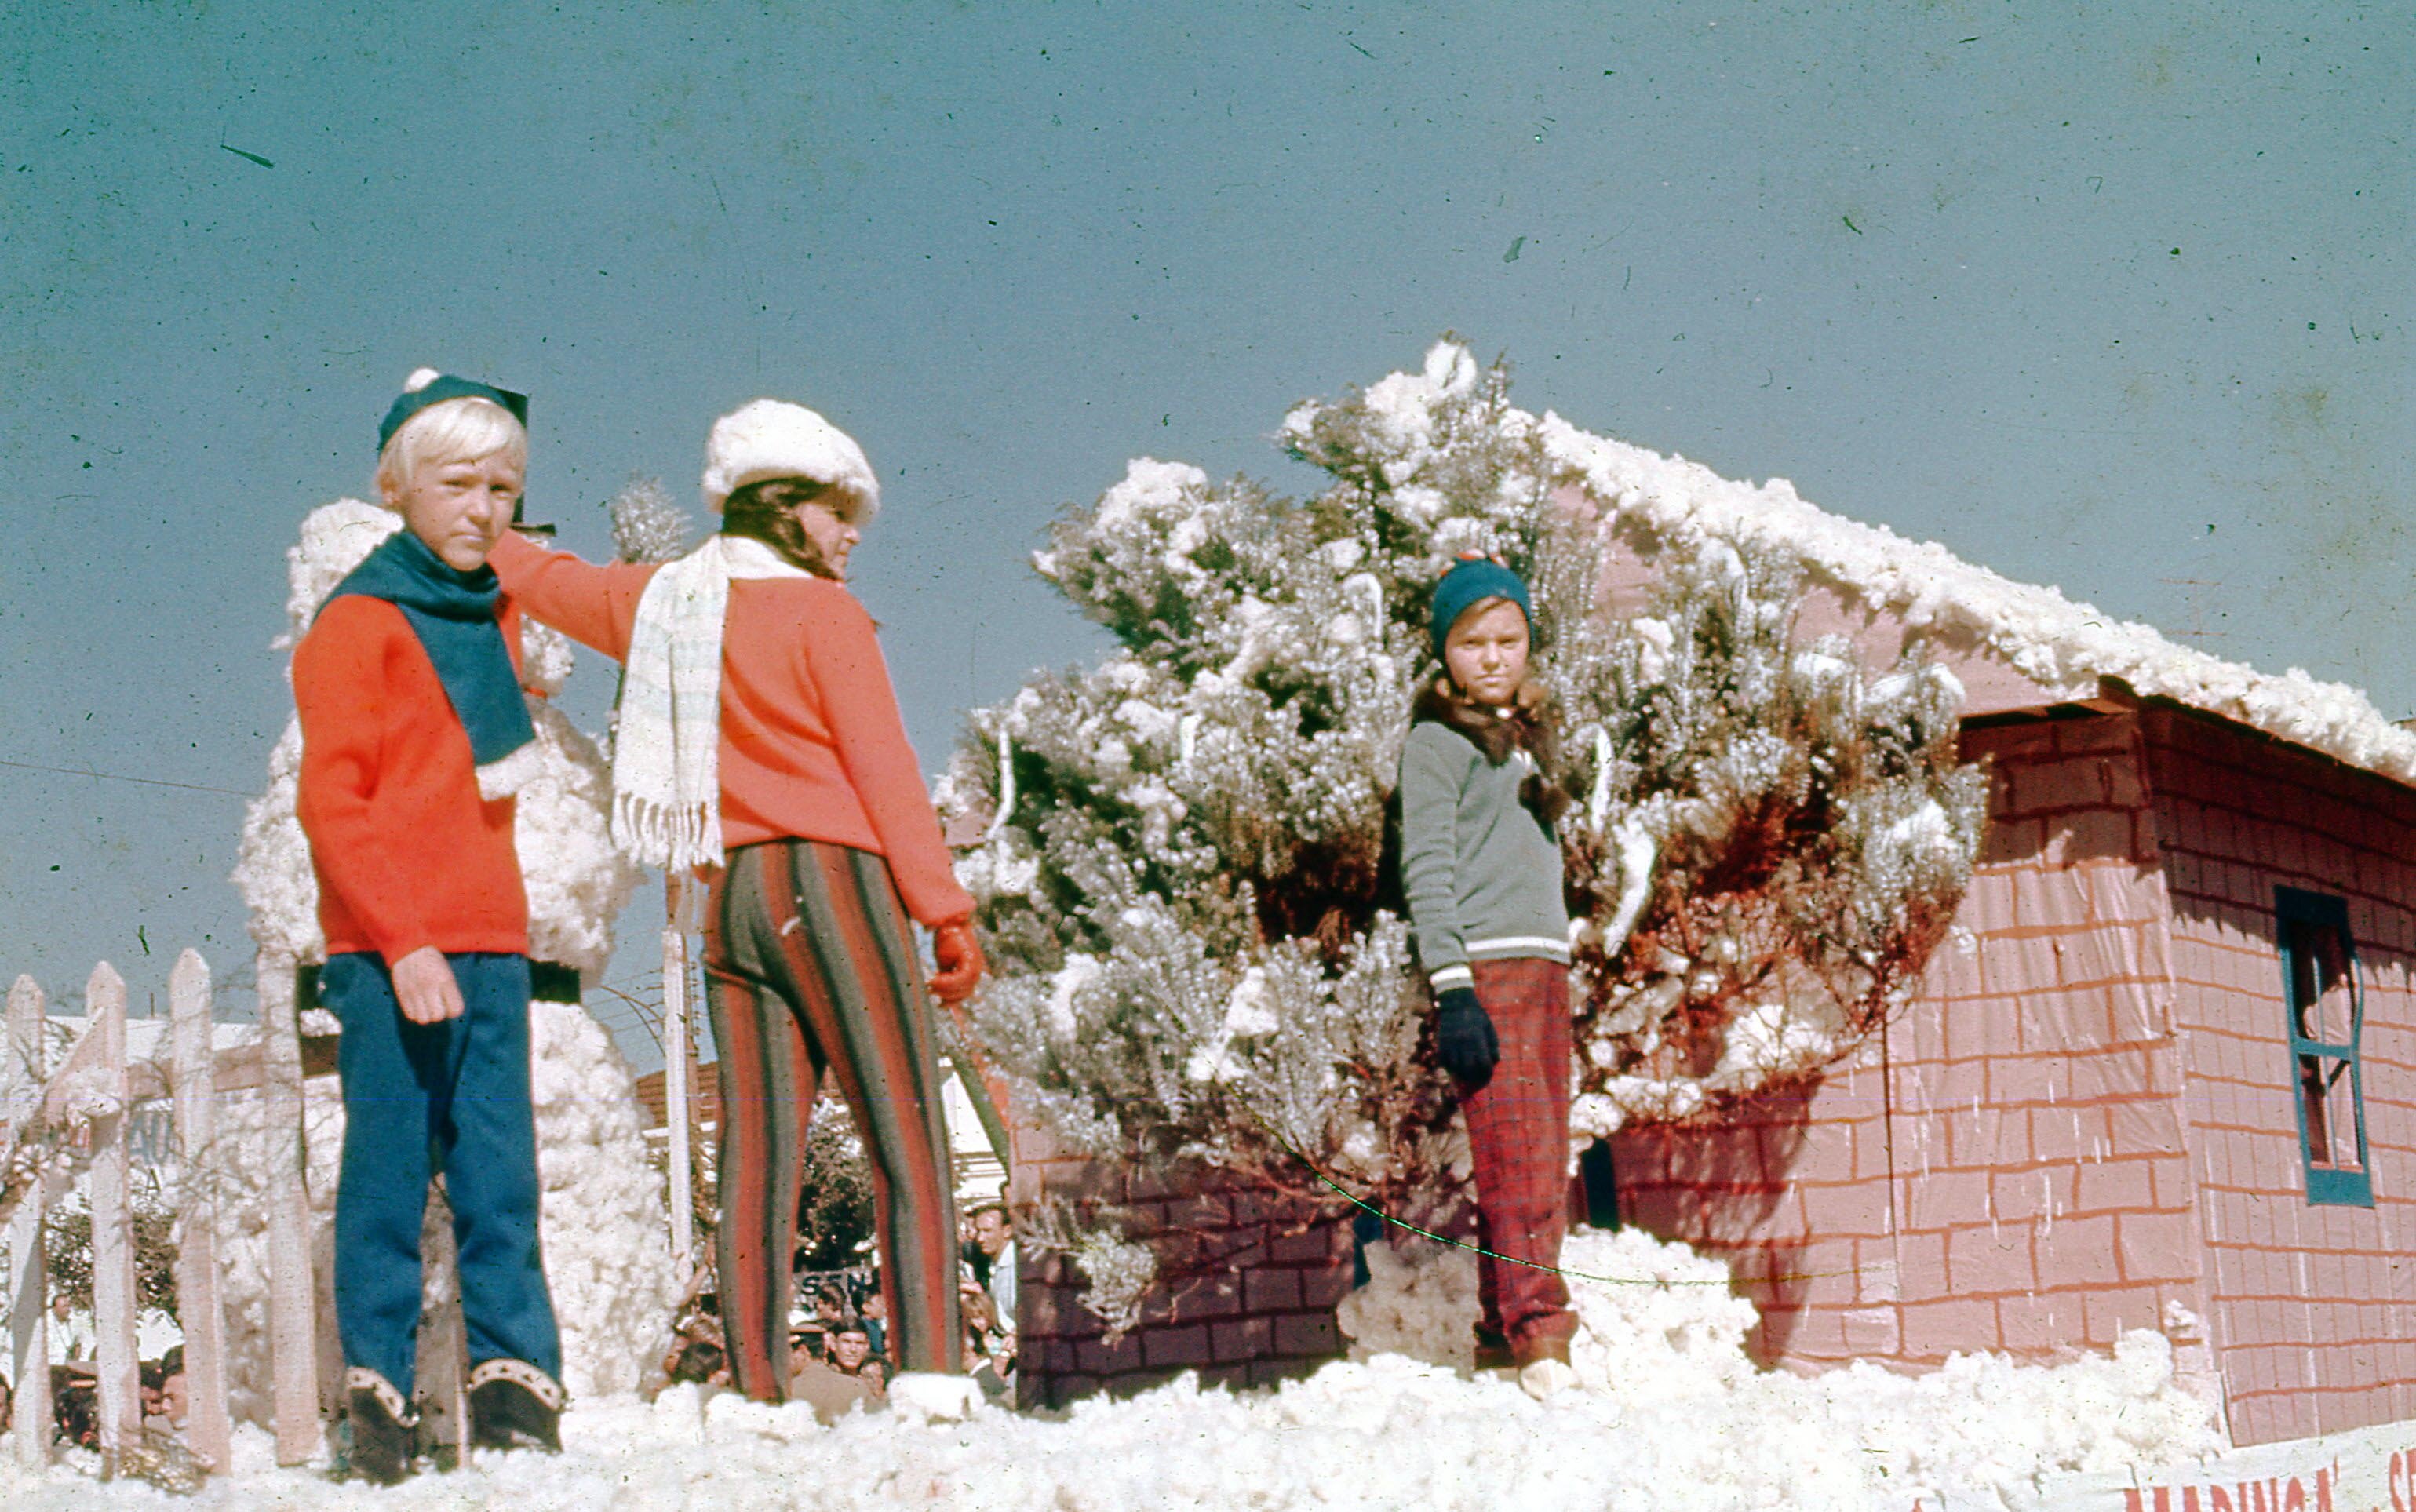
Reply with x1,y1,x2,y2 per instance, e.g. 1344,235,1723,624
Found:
988,727,1016,840
1588,729,1614,832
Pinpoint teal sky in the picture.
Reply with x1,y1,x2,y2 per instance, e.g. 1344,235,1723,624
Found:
2,2,2405,1064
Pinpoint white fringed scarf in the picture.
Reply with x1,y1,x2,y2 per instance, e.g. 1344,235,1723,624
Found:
611,534,810,870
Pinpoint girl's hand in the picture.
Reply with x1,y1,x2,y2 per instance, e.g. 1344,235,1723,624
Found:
1434,986,1500,1088
392,947,466,1024
929,921,986,1003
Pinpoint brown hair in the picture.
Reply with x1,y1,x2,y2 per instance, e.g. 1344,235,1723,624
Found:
1410,674,1572,826
720,475,855,579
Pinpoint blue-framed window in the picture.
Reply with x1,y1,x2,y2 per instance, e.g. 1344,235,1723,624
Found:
2277,887,2373,1207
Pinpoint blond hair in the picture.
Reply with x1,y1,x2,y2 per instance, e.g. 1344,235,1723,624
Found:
374,395,527,502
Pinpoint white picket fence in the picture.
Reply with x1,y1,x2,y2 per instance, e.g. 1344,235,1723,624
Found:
0,949,323,1476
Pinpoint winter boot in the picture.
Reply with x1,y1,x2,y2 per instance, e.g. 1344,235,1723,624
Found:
345,1368,418,1486
467,1358,564,1453
1472,1325,1515,1373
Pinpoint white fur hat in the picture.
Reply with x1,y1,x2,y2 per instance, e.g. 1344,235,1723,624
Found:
700,399,881,519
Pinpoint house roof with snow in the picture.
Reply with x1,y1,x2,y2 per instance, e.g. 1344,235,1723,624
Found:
1540,414,2416,785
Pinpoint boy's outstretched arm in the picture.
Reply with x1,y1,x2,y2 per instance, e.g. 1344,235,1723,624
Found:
488,530,653,662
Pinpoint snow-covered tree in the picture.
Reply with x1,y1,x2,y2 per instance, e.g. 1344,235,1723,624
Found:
936,341,1984,1264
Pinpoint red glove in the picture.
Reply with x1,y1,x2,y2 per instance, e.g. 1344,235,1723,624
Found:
928,920,986,1004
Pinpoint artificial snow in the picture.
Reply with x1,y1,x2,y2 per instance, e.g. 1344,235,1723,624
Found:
1536,396,2416,785
2,1226,2221,1510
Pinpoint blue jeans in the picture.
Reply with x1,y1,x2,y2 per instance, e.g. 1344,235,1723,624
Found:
324,952,561,1397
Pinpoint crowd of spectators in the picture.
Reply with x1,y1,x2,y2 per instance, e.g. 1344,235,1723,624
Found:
963,1200,1018,1398
0,1292,192,1452
654,1194,1023,1420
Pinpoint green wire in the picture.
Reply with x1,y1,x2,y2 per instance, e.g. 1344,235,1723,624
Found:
1265,1118,1871,1289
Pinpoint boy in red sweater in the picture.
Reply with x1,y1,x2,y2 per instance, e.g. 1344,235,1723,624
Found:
293,370,563,1484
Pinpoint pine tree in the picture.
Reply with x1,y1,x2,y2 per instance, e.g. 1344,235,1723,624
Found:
935,342,1985,1303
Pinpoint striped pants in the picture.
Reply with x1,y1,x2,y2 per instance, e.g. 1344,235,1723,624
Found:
705,839,963,1401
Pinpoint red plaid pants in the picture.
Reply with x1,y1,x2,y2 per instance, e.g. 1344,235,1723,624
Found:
1462,957,1575,1358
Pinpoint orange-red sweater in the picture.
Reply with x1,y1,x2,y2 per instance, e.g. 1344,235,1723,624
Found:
293,594,530,966
489,532,974,928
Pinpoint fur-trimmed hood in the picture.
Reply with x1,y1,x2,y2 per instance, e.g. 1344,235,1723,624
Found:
1408,679,1573,826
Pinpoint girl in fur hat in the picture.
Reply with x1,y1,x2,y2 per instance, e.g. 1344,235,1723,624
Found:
1398,554,1583,1401
487,400,982,1403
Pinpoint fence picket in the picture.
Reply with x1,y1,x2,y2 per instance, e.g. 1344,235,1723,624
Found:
86,962,142,1460
3,938,701,1475
258,961,320,1463
4,975,49,1470
170,950,232,1472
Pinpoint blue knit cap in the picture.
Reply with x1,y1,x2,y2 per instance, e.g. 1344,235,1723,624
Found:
1429,554,1532,662
377,373,528,453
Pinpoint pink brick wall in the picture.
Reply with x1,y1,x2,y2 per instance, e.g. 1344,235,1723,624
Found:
1616,713,2212,1372
1008,1119,1354,1408
2141,706,2416,1445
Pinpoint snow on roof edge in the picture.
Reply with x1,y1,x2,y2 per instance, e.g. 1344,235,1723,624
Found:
1534,410,2416,789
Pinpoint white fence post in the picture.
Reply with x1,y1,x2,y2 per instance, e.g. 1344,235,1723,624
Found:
258,959,320,1463
170,949,232,1472
663,874,695,1283
4,974,49,1470
87,961,142,1463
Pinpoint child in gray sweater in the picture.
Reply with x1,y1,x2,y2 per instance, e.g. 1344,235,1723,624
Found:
1397,555,1581,1400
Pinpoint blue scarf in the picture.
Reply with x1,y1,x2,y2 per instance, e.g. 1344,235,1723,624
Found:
323,530,537,793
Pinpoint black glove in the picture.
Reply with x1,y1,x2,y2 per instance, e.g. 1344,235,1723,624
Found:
1434,986,1500,1088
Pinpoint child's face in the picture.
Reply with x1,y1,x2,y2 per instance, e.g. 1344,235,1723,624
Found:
789,495,861,579
384,449,523,570
1444,599,1530,706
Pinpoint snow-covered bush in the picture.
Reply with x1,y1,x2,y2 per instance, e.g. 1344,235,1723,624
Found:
604,474,693,566
1554,539,1988,1135
938,341,1983,1256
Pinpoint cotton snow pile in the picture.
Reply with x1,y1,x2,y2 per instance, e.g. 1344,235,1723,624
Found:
231,499,642,978
1540,412,2416,783
521,1000,680,1397
8,1226,2221,1510
1345,1229,2223,1507
207,1000,676,1413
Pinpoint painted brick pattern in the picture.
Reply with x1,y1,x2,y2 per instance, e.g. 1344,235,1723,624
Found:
1008,1119,1353,1408
632,1064,721,1131
1616,714,2208,1372
2141,705,2416,1445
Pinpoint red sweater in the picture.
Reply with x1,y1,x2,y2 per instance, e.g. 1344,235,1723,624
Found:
293,594,530,966
490,533,974,928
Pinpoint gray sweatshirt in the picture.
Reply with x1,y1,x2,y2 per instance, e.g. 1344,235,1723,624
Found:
1397,720,1571,990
